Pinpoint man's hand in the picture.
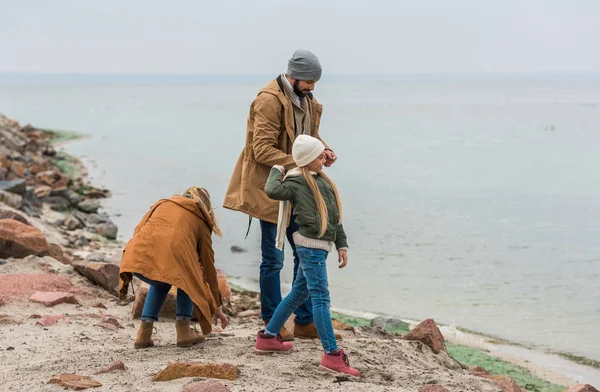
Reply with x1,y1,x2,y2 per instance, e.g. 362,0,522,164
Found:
273,165,286,174
338,249,348,268
214,308,229,329
324,149,337,167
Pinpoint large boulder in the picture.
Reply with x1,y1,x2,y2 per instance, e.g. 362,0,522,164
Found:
0,219,49,258
404,318,447,354
73,259,120,296
0,208,29,225
0,179,26,195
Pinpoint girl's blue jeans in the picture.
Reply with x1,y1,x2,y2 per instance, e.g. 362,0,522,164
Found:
265,246,338,353
135,273,193,322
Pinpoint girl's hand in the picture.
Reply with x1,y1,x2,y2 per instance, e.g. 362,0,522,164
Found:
338,249,348,268
214,308,229,329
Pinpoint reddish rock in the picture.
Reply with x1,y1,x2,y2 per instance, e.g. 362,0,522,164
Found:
216,269,232,302
29,291,79,307
0,314,24,325
132,280,177,319
0,219,49,258
564,385,600,392
489,375,523,392
73,260,120,296
404,318,447,354
182,380,232,392
332,319,356,333
36,315,66,327
468,365,491,377
0,209,29,225
0,273,73,299
28,164,47,175
152,362,238,382
34,185,52,198
29,314,42,319
419,385,449,392
92,302,107,309
48,243,72,265
96,317,123,331
10,162,26,177
47,374,102,390
94,360,126,375
36,170,62,187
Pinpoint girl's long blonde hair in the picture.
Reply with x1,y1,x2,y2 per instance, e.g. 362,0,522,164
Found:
184,186,223,237
301,167,343,238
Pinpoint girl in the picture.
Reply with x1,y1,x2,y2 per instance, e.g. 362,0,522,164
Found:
254,135,360,377
119,186,228,349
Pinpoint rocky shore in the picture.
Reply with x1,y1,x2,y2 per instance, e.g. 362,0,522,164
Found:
1,113,598,392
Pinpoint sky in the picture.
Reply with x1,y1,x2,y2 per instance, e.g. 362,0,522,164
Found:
1,0,599,74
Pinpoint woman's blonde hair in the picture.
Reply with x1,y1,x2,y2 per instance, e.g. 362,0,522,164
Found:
184,186,223,237
301,167,343,238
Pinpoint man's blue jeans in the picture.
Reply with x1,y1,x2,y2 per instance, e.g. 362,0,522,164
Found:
265,246,338,353
135,273,194,322
259,216,313,325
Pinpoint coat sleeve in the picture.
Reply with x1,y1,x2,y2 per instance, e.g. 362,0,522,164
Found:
251,94,296,168
265,167,295,201
197,232,222,309
334,223,349,250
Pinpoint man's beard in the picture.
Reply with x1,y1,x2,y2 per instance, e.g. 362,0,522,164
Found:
293,80,307,98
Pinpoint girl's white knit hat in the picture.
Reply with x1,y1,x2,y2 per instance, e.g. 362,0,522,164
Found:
292,135,325,167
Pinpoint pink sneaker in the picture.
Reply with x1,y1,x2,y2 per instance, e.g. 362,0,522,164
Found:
255,330,293,354
319,348,360,377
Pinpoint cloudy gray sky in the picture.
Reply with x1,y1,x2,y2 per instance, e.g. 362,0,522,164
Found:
1,0,599,74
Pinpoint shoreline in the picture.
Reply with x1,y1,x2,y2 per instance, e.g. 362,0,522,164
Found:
2,112,598,391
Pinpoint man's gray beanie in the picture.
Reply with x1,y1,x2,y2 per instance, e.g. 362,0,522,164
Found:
287,49,322,81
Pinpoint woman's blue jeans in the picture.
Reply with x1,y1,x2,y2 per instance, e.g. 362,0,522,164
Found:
135,273,193,322
265,247,338,353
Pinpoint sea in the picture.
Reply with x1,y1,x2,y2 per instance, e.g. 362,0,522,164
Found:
1,73,598,362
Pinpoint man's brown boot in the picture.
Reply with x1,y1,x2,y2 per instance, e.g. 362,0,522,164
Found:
134,320,155,349
264,321,294,341
294,322,342,340
176,319,205,347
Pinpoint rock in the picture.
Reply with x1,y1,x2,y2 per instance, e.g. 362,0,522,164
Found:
47,374,102,390
78,199,100,213
237,309,261,318
0,179,26,195
48,243,72,265
75,211,109,225
0,189,22,208
216,269,232,302
468,366,491,377
404,319,447,354
94,360,126,375
371,316,409,332
182,380,232,392
0,208,29,225
0,219,49,258
36,315,66,327
132,281,177,318
34,185,53,199
564,385,600,392
94,222,118,240
332,319,355,333
92,302,107,309
230,245,247,253
96,317,123,331
64,215,83,230
74,236,90,248
152,362,239,382
36,170,62,186
73,260,120,296
42,196,71,212
67,190,83,206
10,162,27,177
29,291,79,307
488,375,523,392
0,314,24,325
419,386,449,392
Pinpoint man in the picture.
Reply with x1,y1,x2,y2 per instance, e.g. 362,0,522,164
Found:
224,49,340,341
